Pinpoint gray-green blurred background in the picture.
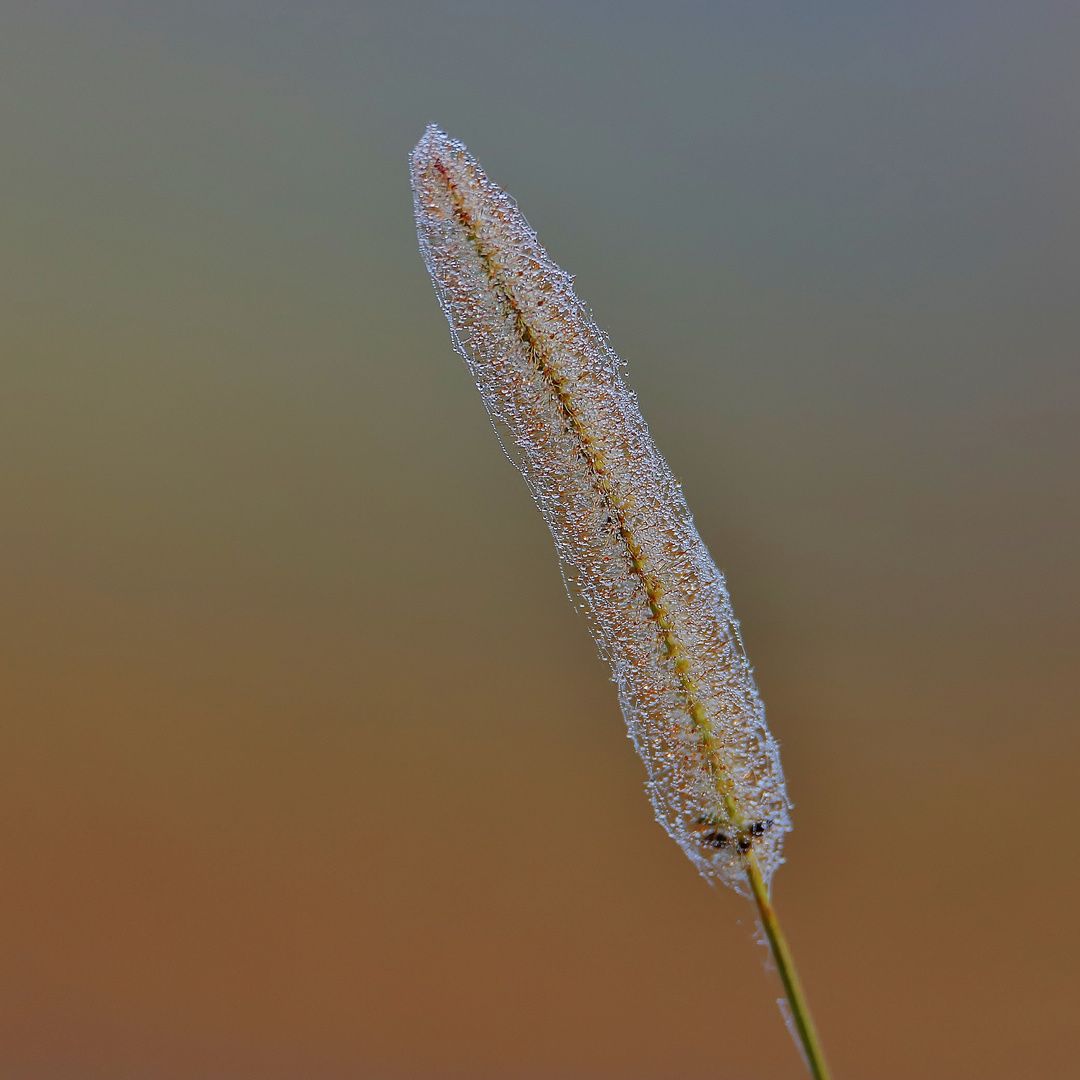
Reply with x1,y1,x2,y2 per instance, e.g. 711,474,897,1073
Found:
2,3,1077,1078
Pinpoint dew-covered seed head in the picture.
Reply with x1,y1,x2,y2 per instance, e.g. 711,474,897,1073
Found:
411,125,792,893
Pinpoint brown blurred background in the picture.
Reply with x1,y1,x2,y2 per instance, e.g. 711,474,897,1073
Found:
1,3,1078,1077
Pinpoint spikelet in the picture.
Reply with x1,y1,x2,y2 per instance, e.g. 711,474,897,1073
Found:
410,125,791,893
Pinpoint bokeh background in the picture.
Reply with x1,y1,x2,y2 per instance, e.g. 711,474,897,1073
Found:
2,2,1078,1078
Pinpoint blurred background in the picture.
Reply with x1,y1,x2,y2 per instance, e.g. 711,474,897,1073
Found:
1,2,1077,1078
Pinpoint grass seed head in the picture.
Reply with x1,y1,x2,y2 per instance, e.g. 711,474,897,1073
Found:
410,125,792,892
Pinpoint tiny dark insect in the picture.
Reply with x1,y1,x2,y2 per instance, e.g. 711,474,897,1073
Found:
694,816,774,853
738,819,775,850
693,815,730,848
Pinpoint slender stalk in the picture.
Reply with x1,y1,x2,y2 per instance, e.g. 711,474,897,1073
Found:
745,853,832,1080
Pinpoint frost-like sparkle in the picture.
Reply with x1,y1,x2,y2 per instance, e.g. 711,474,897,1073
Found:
410,125,791,892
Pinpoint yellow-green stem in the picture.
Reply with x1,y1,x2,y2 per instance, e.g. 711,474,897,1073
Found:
745,853,832,1080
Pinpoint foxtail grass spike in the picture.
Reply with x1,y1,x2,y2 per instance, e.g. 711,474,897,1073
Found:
410,123,789,888
409,125,831,1079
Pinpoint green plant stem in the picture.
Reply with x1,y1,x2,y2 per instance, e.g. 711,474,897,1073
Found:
745,854,832,1080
